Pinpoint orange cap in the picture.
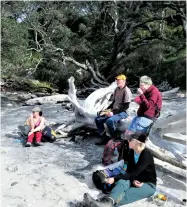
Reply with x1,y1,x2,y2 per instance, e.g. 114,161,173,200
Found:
115,74,126,80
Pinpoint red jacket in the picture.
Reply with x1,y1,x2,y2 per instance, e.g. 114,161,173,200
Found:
134,85,162,119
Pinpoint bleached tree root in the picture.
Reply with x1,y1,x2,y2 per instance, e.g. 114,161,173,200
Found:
163,133,186,145
146,139,186,169
55,122,85,138
56,118,76,129
153,110,186,129
154,158,186,178
55,118,85,134
161,87,179,96
152,110,186,139
54,77,186,170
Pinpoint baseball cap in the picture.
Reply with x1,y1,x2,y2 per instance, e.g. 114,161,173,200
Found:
32,106,41,112
115,74,126,80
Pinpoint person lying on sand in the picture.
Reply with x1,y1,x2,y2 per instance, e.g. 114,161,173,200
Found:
25,107,45,147
84,134,157,207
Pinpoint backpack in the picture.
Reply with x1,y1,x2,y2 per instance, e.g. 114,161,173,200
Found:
18,125,31,138
42,126,57,142
92,165,126,194
102,139,123,165
92,170,115,194
118,140,129,162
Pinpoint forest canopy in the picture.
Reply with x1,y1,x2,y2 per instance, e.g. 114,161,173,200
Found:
1,1,186,91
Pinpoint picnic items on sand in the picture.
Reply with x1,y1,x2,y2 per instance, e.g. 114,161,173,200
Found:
148,191,168,206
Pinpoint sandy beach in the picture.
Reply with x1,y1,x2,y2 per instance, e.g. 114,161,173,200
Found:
1,94,186,207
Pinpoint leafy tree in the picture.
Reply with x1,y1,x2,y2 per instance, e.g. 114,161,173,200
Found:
1,1,186,90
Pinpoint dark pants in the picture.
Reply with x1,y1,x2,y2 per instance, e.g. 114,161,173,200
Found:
108,180,156,206
95,112,128,137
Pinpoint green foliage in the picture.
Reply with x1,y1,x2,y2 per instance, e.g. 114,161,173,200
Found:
1,1,186,90
26,79,53,92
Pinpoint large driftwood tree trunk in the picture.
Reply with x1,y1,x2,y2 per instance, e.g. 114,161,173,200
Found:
55,77,186,170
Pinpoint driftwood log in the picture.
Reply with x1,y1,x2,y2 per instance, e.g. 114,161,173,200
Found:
25,94,69,105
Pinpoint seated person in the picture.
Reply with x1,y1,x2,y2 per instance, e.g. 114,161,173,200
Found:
95,74,132,145
84,134,157,207
25,107,45,147
125,75,162,137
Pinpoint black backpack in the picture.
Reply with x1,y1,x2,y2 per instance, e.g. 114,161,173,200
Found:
42,126,56,143
118,140,129,162
92,170,115,194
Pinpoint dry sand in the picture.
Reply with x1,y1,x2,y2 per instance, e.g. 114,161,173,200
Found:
1,95,186,207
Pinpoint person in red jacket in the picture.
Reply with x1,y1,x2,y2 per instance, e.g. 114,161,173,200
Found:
126,75,162,137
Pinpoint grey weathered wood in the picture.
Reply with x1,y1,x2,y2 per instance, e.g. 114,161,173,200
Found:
55,76,186,169
163,133,187,145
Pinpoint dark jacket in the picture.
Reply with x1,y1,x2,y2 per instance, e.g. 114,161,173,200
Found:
114,148,157,185
109,86,132,114
134,85,162,119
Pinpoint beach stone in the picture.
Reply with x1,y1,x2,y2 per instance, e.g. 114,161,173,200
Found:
16,204,25,207
11,182,18,186
6,166,18,172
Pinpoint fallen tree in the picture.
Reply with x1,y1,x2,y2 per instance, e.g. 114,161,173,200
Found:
55,77,186,169
25,94,69,105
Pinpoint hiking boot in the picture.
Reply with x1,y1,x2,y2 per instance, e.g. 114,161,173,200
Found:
25,142,32,147
95,139,109,146
84,193,113,207
34,142,43,147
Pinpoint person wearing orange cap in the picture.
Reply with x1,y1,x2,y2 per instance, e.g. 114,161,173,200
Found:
95,74,132,145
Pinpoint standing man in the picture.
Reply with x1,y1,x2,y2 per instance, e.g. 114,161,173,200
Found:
126,75,162,139
95,74,132,145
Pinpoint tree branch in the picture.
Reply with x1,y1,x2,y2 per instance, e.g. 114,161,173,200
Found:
85,60,109,86
51,45,109,86
93,59,105,81
25,58,43,76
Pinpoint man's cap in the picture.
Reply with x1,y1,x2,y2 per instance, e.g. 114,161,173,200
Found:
140,76,152,85
32,106,41,112
115,74,126,80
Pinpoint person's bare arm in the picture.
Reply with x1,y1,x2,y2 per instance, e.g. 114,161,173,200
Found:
31,117,45,132
27,115,35,130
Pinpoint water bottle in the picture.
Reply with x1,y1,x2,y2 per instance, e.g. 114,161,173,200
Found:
112,148,119,163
